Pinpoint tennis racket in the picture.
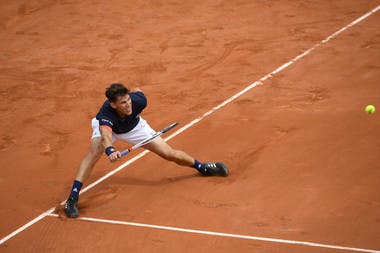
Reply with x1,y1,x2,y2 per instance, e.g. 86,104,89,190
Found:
120,122,178,157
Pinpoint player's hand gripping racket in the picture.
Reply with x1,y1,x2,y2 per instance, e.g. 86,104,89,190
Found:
120,122,178,157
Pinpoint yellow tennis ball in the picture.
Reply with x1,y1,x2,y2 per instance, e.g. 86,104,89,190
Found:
365,105,375,114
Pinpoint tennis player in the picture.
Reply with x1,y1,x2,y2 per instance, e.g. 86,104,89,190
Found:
64,83,228,218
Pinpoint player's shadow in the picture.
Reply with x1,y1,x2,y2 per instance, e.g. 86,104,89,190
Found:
54,174,199,219
111,173,199,186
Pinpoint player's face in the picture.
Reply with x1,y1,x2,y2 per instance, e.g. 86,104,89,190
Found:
111,94,132,116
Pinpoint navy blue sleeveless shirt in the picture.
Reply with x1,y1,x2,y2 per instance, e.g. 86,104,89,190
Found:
96,91,147,134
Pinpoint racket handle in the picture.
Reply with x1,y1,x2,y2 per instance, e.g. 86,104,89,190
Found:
120,149,131,157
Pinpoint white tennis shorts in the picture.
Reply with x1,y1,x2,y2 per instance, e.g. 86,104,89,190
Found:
91,117,156,145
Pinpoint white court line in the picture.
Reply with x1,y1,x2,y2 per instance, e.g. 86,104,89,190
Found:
1,3,379,246
46,213,380,253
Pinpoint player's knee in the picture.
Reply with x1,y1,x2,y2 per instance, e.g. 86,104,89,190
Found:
163,149,181,162
90,138,103,156
156,147,174,161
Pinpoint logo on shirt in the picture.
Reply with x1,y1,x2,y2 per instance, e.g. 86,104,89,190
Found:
101,118,113,126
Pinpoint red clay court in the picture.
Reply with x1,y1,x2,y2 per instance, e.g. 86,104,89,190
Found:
1,1,380,252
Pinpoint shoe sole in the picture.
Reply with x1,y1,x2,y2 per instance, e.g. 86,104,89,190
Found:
64,209,79,218
216,162,229,177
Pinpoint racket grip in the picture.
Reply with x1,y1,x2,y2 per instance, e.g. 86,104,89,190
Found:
120,149,130,157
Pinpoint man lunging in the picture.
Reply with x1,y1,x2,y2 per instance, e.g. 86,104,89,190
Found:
64,83,228,218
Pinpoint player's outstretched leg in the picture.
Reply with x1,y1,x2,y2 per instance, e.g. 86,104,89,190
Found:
143,137,229,177
64,137,103,218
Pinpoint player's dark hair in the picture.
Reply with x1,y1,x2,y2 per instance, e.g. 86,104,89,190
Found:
105,83,130,102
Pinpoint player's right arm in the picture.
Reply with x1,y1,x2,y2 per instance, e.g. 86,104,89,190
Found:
99,125,121,162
